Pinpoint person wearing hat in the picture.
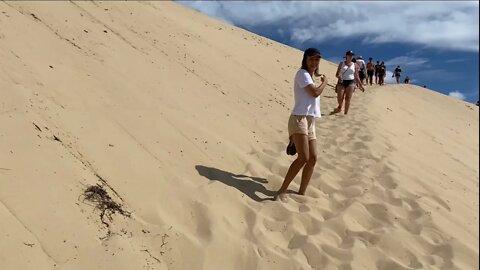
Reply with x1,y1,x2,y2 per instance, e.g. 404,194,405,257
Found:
333,50,364,115
356,56,367,85
276,47,328,202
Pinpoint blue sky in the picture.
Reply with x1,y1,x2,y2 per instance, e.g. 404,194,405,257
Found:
177,1,479,103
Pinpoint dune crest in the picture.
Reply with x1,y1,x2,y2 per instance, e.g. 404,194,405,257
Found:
1,2,478,269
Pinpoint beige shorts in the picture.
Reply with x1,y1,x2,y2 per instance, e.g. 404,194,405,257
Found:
288,115,316,141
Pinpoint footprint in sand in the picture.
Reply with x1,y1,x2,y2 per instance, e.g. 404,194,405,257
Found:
377,174,398,189
299,204,310,213
191,201,212,242
263,218,287,233
376,255,423,270
339,186,364,198
338,264,353,270
384,189,403,206
301,242,330,269
321,244,354,261
288,234,308,249
349,230,381,246
364,203,394,225
420,226,447,245
397,218,424,235
347,141,369,151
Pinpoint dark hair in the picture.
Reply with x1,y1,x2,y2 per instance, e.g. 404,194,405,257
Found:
301,55,320,77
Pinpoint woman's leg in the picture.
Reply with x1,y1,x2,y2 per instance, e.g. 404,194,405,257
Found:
344,86,355,114
276,134,309,198
298,139,317,195
335,86,345,112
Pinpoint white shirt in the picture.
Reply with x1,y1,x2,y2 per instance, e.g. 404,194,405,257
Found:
291,69,321,118
357,59,366,71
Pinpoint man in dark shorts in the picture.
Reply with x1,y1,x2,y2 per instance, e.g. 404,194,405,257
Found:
366,57,375,85
374,61,381,84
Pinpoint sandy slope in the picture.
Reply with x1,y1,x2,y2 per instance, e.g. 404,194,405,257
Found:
0,1,478,270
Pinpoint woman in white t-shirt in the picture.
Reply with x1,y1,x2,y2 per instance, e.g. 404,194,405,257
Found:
333,50,364,114
275,48,328,202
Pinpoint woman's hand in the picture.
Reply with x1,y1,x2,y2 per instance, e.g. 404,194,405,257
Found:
320,75,328,84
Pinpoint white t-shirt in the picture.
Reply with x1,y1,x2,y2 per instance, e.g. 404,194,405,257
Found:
291,69,321,118
357,59,366,71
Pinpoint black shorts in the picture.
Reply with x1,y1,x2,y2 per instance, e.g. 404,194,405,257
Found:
367,70,374,77
342,80,355,88
359,70,365,80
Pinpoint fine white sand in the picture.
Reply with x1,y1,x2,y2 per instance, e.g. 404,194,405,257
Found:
1,2,478,270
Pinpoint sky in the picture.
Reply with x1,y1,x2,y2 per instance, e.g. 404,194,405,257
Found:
177,1,479,103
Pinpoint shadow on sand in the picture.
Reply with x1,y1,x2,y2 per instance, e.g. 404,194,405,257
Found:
195,165,276,202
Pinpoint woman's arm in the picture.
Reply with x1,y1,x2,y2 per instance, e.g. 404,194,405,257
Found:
304,76,329,97
335,62,343,82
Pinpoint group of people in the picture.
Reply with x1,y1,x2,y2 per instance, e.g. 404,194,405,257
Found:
354,57,410,86
348,56,387,86
275,47,409,202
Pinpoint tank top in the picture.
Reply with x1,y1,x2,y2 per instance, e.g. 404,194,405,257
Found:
340,62,355,80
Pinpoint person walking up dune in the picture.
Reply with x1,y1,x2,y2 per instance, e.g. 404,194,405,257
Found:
394,65,402,84
276,48,328,202
378,61,386,85
356,56,366,85
333,50,364,115
366,57,375,86
374,60,381,84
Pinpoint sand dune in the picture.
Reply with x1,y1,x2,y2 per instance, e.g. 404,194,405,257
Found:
0,1,478,270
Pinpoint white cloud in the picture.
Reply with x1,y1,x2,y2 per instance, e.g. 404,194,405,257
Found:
384,71,396,84
178,1,479,52
384,56,429,69
449,90,466,100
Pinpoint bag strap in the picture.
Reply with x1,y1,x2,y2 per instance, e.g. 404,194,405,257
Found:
341,62,351,77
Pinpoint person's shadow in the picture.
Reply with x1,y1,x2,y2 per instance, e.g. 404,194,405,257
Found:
195,165,276,202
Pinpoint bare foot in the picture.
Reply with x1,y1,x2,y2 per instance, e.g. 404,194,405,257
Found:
275,192,288,202
331,107,341,114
